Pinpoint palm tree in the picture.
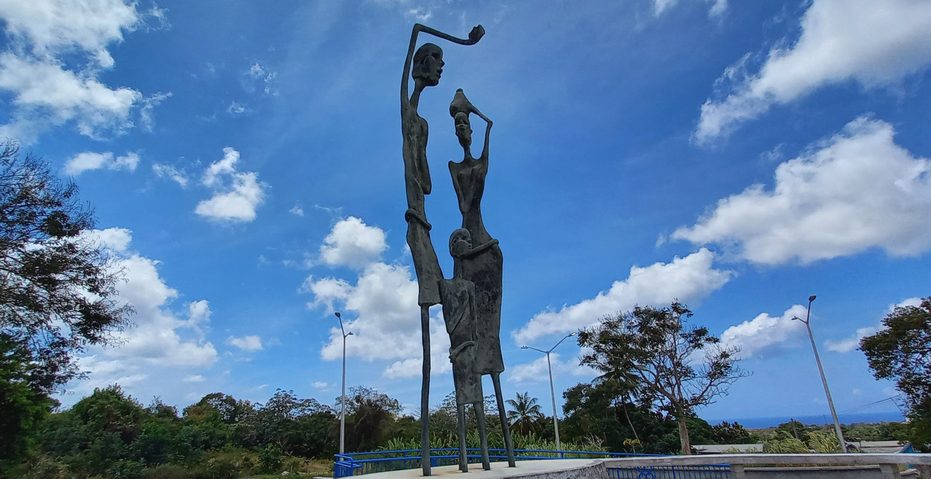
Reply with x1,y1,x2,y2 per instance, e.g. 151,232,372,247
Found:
506,392,544,435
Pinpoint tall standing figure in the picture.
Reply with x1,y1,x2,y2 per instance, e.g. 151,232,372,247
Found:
448,88,516,467
400,23,483,476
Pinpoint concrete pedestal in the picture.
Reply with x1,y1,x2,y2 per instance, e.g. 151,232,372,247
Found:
360,459,608,479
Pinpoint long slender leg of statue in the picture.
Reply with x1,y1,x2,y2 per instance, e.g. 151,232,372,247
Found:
457,402,468,472
476,401,490,470
420,305,431,476
492,373,516,467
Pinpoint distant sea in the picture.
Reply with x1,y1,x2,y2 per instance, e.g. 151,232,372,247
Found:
707,411,906,429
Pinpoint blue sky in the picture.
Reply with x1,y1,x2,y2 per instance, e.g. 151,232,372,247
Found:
2,0,930,423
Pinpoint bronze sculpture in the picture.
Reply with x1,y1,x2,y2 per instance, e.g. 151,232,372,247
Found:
448,88,515,467
440,229,491,472
399,23,484,476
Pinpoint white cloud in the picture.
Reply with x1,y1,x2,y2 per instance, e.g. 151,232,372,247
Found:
0,53,142,140
825,326,877,353
139,91,171,131
512,248,732,344
825,297,923,353
226,335,263,352
508,352,595,384
720,304,807,359
195,147,266,223
319,217,388,269
80,227,132,252
301,276,351,312
312,381,330,390
152,163,189,187
0,0,168,142
653,0,727,17
226,101,248,116
696,0,931,142
674,118,931,265
289,204,304,217
68,227,218,398
64,151,139,175
183,374,206,383
245,62,277,95
305,261,450,378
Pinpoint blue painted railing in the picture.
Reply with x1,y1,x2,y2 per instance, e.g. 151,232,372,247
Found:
334,448,651,477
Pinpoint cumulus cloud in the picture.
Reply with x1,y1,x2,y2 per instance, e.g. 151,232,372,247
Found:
720,304,807,359
69,227,218,397
695,0,931,142
825,297,922,353
304,261,450,379
824,326,877,353
226,335,263,352
64,151,139,175
289,204,304,217
674,118,931,265
0,0,168,142
512,248,732,344
508,352,596,384
195,147,266,222
319,216,389,269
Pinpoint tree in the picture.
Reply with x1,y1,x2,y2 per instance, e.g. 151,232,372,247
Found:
1,142,131,467
860,297,931,451
578,301,746,454
710,421,753,444
506,392,544,435
344,386,401,452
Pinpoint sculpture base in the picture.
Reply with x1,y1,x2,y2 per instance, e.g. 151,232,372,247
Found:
359,459,608,479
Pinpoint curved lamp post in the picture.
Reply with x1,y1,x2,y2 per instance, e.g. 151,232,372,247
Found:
520,332,576,451
792,295,846,452
334,312,353,455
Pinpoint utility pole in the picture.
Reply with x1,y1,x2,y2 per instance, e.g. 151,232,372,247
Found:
334,312,353,455
793,295,846,452
521,332,576,452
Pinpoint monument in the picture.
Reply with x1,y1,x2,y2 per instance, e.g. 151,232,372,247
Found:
399,23,515,475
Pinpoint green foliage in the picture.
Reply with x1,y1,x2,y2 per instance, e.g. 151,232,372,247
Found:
1,142,130,472
711,421,754,444
506,392,544,435
257,444,283,473
763,436,808,453
578,302,746,454
806,430,841,453
860,297,931,451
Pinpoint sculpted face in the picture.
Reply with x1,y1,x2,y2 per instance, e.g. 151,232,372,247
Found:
449,228,472,258
455,112,472,148
413,43,444,87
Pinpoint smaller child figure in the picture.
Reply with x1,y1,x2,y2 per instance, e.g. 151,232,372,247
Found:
440,228,491,472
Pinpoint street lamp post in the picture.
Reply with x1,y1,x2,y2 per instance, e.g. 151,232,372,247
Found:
521,332,576,452
793,295,846,452
334,312,353,455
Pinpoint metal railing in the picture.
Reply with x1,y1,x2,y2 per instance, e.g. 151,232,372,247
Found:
334,448,648,477
603,453,931,479
608,464,731,479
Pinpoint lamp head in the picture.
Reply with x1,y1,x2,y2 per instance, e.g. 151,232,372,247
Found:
808,295,817,303
520,346,529,350
335,311,341,319
791,316,801,322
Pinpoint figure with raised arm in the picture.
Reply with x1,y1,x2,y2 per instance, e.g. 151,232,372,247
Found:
400,23,483,476
448,88,515,467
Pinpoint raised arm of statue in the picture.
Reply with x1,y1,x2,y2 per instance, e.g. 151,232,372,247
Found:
400,23,485,108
